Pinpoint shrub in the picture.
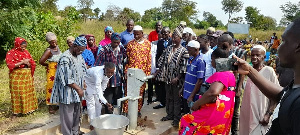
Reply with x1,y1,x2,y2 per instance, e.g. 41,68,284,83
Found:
0,6,80,61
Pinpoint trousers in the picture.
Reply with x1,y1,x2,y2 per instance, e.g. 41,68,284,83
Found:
86,94,103,123
59,102,81,135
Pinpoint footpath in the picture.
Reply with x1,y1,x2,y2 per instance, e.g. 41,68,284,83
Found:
6,98,178,135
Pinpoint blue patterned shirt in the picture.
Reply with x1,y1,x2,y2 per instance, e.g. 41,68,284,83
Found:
50,50,87,104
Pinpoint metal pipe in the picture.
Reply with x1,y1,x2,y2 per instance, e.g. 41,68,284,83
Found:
143,75,154,81
116,96,131,115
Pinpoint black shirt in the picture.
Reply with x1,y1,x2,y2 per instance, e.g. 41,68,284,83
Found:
267,81,300,135
156,38,172,66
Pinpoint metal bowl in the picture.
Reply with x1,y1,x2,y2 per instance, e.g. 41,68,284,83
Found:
91,114,129,135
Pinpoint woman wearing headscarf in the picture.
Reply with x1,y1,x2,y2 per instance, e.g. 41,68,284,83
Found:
85,34,98,59
98,26,114,48
39,32,62,114
5,37,38,118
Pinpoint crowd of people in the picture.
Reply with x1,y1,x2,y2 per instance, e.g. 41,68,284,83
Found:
5,17,300,135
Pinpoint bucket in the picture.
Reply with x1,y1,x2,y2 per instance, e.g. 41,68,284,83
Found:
91,114,129,135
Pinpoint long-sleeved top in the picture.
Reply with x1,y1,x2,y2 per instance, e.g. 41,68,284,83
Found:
50,50,87,104
84,66,111,104
156,45,189,83
156,38,172,67
95,44,127,87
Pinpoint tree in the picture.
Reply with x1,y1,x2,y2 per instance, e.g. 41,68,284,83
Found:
77,0,94,20
229,16,243,23
142,7,163,22
93,8,101,19
117,7,141,23
245,6,261,28
245,6,277,30
279,18,289,27
41,0,58,15
194,20,210,29
0,0,41,11
258,16,276,30
161,0,198,24
203,11,217,26
103,4,122,21
280,1,300,22
221,0,243,22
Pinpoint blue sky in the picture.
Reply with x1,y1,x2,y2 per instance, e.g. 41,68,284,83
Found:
57,0,298,24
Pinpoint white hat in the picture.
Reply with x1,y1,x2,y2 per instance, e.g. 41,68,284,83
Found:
180,21,186,26
207,27,216,32
183,27,194,34
133,25,143,31
187,40,200,49
252,45,266,53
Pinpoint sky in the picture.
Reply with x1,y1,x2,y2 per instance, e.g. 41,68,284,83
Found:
57,0,298,24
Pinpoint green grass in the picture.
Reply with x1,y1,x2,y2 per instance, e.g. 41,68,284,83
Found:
0,65,48,134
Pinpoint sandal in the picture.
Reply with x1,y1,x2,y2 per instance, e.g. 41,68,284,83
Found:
160,116,173,121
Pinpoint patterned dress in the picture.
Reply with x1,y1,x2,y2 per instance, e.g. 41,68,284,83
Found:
5,37,38,114
179,71,236,135
123,39,151,113
46,48,61,105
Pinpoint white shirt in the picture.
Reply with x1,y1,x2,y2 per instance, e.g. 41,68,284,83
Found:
84,66,111,104
151,41,158,74
200,49,216,81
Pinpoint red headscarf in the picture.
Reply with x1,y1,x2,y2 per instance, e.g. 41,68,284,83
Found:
85,34,96,49
85,34,98,59
5,37,36,76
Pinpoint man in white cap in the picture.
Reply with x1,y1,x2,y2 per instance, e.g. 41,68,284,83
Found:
123,25,152,116
181,40,206,114
239,45,279,135
182,27,195,48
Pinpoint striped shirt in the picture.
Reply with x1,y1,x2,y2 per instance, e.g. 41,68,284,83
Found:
50,50,87,104
156,45,189,83
183,54,206,100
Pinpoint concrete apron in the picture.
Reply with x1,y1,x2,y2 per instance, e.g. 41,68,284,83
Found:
14,100,178,135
